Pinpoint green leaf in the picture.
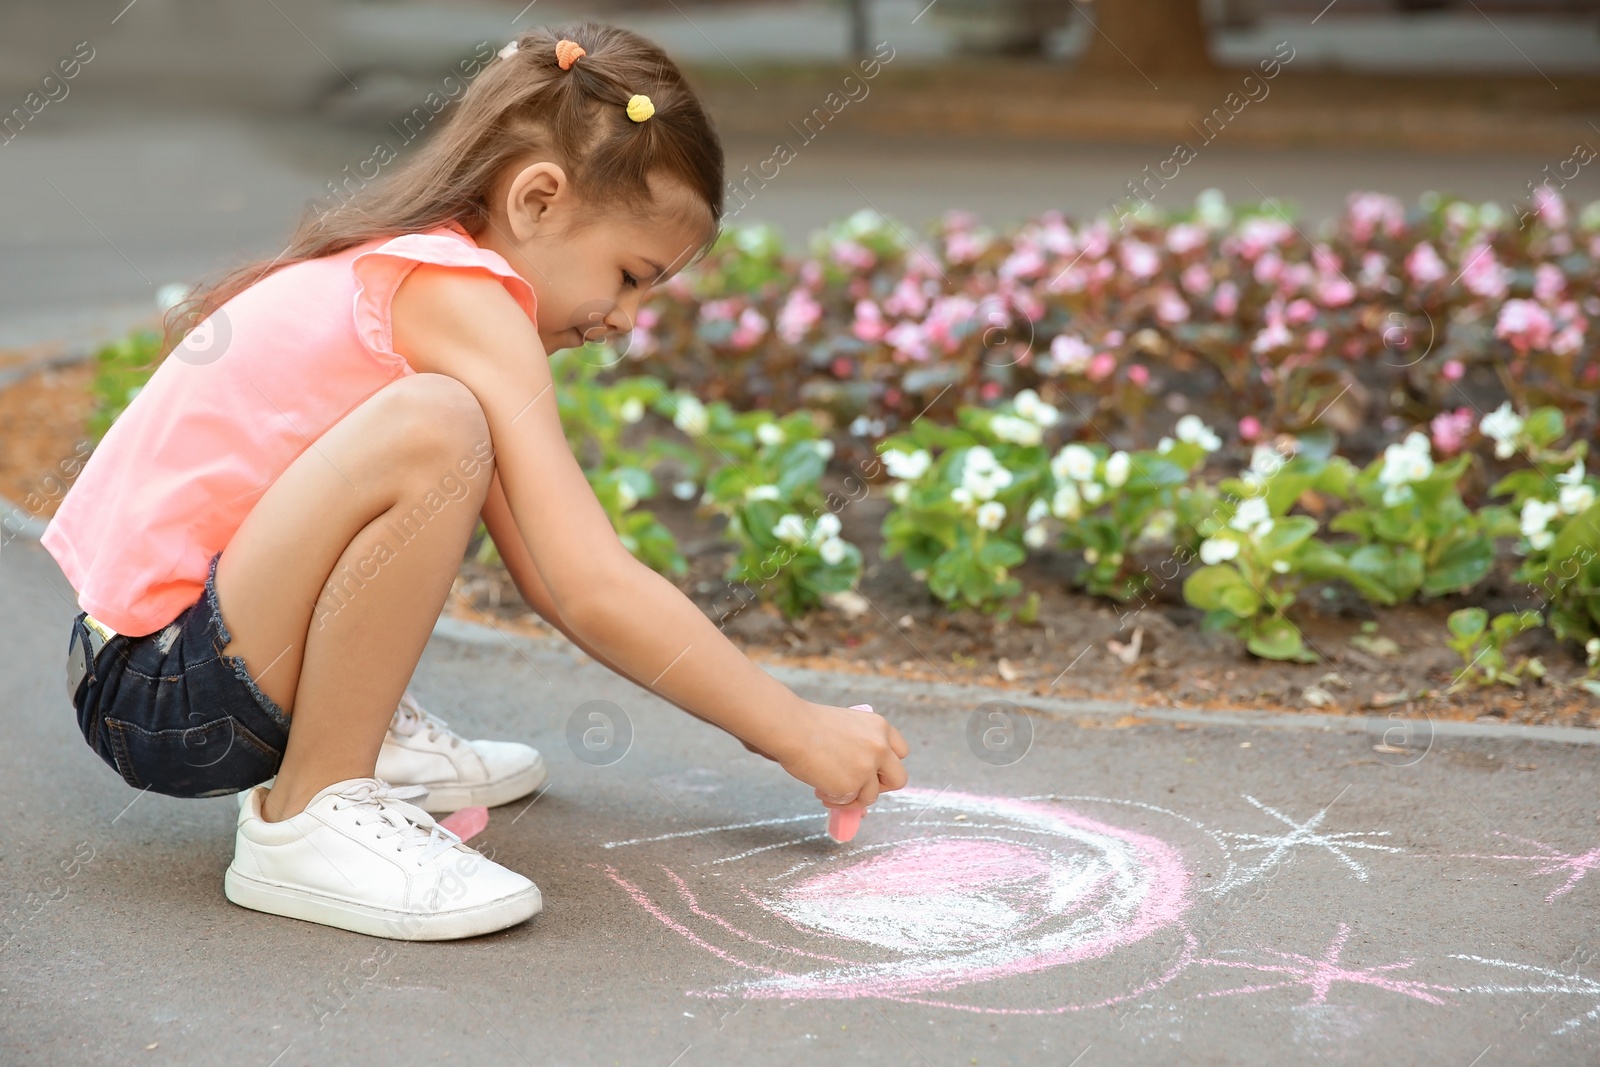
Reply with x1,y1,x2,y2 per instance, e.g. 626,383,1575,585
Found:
977,539,1025,568
1448,607,1488,641
1257,516,1318,560
1422,536,1494,596
1524,407,1566,448
1247,617,1316,662
1184,564,1261,618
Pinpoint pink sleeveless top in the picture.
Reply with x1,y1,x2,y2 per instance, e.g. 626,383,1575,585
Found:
42,220,538,637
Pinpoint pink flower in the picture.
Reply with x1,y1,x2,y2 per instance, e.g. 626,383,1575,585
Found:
1252,318,1294,354
1237,217,1293,259
1459,244,1508,300
1359,252,1390,291
830,239,876,272
885,320,930,363
1212,281,1239,318
1166,222,1206,255
831,356,853,379
1120,240,1161,279
1316,276,1357,308
1285,298,1318,326
999,243,1046,282
1253,251,1284,286
884,275,929,318
1086,352,1117,382
1534,263,1566,304
852,299,888,343
1155,287,1191,325
884,387,902,407
1406,242,1448,286
1346,192,1405,242
776,288,822,344
1127,364,1151,387
1534,186,1568,229
1306,328,1329,352
945,230,990,264
730,307,769,350
1495,299,1554,354
1181,263,1212,296
1238,415,1263,441
1552,323,1586,356
979,380,1003,401
1430,407,1475,455
1441,359,1465,381
1049,334,1093,374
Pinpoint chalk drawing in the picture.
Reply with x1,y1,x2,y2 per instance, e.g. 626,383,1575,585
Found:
598,788,1595,1036
1194,924,1453,1007
1454,832,1600,903
1216,794,1402,888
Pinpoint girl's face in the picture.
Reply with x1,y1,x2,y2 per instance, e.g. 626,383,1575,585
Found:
482,161,713,354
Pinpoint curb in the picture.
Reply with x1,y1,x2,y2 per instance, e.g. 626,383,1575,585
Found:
428,614,1600,748
0,348,96,542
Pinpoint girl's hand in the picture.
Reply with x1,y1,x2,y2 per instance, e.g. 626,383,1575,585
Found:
769,701,910,811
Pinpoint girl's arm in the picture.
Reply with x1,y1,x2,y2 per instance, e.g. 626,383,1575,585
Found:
393,265,907,807
479,468,775,755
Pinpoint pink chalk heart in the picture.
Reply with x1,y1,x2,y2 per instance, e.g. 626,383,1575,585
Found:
439,805,489,842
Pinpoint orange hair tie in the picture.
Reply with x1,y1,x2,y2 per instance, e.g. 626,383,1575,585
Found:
555,40,586,70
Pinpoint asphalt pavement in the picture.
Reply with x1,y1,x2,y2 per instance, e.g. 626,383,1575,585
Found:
5,536,1600,1066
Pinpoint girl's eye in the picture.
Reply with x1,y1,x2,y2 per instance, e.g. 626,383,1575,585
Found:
622,270,640,290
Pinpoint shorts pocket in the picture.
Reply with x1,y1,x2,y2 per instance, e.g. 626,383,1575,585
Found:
104,714,281,798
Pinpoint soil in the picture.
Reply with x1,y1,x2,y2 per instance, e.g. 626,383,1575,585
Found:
5,361,1593,728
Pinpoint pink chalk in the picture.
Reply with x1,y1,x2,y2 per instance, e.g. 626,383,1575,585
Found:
439,805,489,842
826,704,875,843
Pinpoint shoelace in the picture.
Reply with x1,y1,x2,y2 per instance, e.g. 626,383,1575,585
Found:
391,688,463,748
329,780,462,863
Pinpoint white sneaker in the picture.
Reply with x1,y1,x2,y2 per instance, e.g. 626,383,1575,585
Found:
377,689,547,813
225,778,541,940
238,689,547,815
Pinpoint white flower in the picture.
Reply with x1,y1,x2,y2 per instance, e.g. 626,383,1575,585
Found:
961,447,1014,500
1200,537,1239,564
1052,443,1098,483
1175,414,1222,452
1378,434,1434,486
848,414,886,438
1480,401,1523,460
1157,436,1175,455
756,422,786,447
1051,483,1082,520
1381,484,1415,508
951,486,975,508
1104,451,1131,489
1560,483,1595,516
618,397,645,424
1557,459,1587,485
882,448,931,481
745,484,780,501
1026,498,1049,524
672,479,697,501
1023,523,1049,549
890,482,910,504
813,512,842,541
990,413,1042,446
1083,548,1100,565
773,514,809,544
1081,481,1105,506
812,439,835,460
616,482,639,510
1250,443,1289,478
673,396,708,436
1521,498,1560,538
1013,388,1061,427
976,501,1006,531
1230,496,1273,535
1529,530,1555,551
818,537,848,566
1271,560,1291,574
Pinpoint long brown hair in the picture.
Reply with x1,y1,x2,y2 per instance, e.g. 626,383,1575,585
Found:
162,22,724,353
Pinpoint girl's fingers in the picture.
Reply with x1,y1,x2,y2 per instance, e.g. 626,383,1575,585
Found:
886,723,910,760
855,776,882,808
878,757,909,792
816,787,859,807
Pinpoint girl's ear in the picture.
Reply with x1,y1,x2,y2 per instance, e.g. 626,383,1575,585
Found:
504,161,571,241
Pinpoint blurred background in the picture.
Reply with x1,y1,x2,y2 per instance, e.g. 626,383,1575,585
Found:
0,0,1597,353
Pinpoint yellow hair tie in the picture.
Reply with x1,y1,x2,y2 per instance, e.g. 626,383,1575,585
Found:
626,94,655,123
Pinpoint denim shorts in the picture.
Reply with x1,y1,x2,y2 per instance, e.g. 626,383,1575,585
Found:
67,549,292,798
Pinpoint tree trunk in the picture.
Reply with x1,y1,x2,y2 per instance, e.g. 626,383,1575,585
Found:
1078,0,1215,79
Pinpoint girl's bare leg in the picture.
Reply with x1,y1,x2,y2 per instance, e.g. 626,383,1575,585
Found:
209,372,496,822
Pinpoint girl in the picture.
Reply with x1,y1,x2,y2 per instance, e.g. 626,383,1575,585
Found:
45,23,909,942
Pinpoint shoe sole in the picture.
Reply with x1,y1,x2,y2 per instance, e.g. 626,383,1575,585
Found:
412,752,548,814
223,867,542,941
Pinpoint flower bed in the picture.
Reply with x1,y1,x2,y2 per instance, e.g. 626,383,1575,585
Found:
82,188,1600,708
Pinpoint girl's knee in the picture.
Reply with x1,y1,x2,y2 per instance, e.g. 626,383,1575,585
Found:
380,373,493,462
